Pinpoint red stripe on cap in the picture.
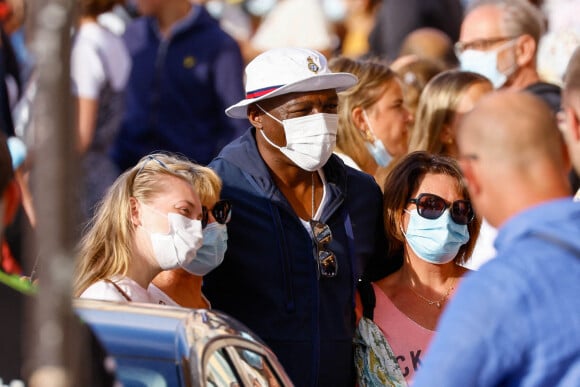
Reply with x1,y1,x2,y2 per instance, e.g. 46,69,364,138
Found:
246,85,284,99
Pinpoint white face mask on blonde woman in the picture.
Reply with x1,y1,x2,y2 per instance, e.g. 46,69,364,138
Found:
139,203,204,270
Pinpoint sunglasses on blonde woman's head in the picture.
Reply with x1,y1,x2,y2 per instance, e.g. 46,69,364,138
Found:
408,193,474,225
202,200,232,228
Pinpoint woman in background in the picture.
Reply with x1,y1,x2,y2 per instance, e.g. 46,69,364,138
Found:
329,56,413,182
73,0,131,219
408,70,492,157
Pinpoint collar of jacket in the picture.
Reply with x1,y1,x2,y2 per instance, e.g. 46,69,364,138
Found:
146,4,208,41
218,128,348,220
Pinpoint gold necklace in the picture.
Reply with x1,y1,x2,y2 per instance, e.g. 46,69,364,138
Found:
407,278,456,308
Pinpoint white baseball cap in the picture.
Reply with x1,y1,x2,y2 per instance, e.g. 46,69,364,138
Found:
226,47,358,119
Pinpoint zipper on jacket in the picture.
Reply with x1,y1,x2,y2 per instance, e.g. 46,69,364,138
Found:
269,202,295,312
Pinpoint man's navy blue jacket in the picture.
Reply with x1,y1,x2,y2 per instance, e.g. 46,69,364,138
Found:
112,6,248,170
204,129,398,386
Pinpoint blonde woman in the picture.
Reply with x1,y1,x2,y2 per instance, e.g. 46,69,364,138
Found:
329,57,413,178
149,165,231,308
408,70,492,158
74,153,205,302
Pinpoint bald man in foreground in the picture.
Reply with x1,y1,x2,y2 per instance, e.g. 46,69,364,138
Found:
414,92,580,386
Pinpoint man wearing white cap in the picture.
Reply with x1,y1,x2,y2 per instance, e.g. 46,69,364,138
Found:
203,47,397,386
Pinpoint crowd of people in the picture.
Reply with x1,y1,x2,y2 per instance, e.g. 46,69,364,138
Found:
1,0,579,385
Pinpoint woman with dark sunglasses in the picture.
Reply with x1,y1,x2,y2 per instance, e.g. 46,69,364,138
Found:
355,151,481,386
150,168,231,309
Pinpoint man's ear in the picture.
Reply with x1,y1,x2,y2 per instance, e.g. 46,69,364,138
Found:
247,104,263,129
3,180,21,226
565,106,580,141
129,197,141,227
459,158,481,198
515,34,536,67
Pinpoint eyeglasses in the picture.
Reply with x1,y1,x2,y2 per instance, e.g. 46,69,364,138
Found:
408,193,474,225
310,220,338,278
454,36,516,56
202,199,232,228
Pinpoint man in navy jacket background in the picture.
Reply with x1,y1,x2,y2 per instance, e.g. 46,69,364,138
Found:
112,0,248,170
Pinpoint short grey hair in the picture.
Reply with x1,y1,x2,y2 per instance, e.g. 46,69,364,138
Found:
468,0,545,45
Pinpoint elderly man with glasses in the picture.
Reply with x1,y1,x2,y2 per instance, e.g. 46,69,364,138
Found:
202,47,397,386
456,0,561,112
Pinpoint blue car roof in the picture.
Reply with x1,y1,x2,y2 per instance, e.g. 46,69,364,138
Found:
74,299,295,387
74,299,264,361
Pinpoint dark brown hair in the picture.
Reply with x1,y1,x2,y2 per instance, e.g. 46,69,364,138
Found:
382,151,481,264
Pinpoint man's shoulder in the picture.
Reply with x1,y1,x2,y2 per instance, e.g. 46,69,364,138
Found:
524,81,561,112
209,130,264,183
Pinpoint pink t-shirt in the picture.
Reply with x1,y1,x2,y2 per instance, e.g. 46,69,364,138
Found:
372,282,435,385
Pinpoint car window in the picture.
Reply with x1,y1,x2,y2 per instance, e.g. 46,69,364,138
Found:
206,348,242,387
116,358,182,387
234,347,282,387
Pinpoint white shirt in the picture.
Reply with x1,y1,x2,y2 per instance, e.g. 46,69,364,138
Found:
250,0,334,52
71,22,131,99
463,218,498,270
147,283,180,306
80,276,154,303
148,283,212,309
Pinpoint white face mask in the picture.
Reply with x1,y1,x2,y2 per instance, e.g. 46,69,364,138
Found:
258,105,338,171
140,204,204,270
362,109,392,167
459,40,517,89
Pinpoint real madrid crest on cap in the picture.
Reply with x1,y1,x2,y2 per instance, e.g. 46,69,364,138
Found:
307,56,319,74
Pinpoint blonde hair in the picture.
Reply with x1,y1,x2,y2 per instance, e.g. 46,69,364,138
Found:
73,153,219,296
409,70,491,155
191,164,222,208
329,56,398,170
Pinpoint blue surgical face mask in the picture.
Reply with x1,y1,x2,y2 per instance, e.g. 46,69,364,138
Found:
459,40,517,89
362,109,392,167
403,209,470,264
182,222,228,276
